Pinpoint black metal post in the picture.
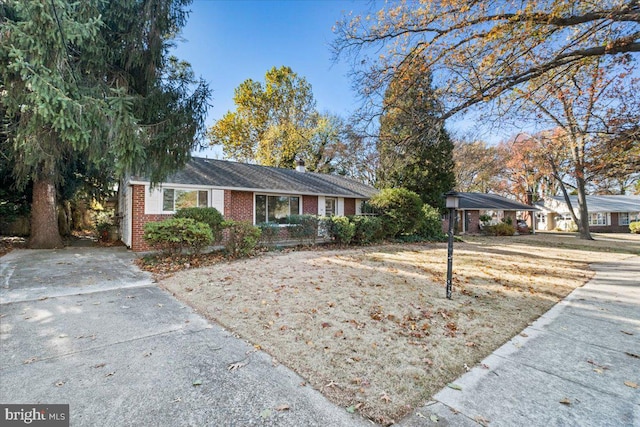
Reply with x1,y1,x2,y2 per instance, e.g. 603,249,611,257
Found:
446,207,455,299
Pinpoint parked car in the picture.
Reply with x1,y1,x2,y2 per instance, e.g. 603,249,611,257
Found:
516,219,530,234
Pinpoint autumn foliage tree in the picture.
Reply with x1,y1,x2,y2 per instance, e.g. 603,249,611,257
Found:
508,58,640,239
208,66,318,167
333,0,639,120
334,0,639,239
453,138,507,194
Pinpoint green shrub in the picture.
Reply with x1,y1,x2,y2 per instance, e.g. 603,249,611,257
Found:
479,214,492,223
174,207,224,243
258,222,281,247
350,215,385,244
143,218,213,255
630,221,640,234
322,216,355,245
369,188,423,237
417,204,446,240
223,220,261,258
484,222,515,236
287,214,319,245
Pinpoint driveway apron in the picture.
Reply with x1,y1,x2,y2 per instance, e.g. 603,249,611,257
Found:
0,247,368,426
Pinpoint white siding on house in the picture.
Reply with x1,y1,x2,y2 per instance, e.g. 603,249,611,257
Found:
211,189,224,215
118,183,132,247
355,199,362,215
337,198,345,216
145,185,164,214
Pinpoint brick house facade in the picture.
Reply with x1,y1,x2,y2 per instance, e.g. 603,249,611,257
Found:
122,158,376,251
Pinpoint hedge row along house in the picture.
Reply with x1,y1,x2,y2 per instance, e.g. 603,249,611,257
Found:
118,157,378,251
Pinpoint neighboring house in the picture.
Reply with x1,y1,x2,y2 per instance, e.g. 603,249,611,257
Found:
118,157,377,251
535,195,640,232
449,192,539,234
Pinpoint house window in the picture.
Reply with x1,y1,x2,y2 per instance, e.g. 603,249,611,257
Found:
325,198,337,216
162,189,208,212
588,212,607,226
360,201,378,216
255,195,301,224
619,213,630,226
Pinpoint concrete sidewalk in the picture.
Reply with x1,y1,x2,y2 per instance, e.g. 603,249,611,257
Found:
400,256,640,427
0,247,368,426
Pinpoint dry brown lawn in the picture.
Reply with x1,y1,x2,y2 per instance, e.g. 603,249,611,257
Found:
159,232,640,425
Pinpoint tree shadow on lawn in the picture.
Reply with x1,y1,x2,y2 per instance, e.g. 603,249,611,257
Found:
161,240,619,425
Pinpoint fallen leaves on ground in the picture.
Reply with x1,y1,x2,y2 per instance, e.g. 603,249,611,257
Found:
159,235,640,425
624,381,638,389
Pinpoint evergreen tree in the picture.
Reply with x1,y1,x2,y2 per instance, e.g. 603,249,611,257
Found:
0,0,210,248
377,55,455,211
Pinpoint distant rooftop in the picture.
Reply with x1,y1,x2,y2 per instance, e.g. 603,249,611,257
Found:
131,157,377,199
456,192,538,211
541,195,640,213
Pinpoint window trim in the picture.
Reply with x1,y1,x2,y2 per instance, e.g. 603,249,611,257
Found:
325,197,337,217
588,212,607,226
162,188,209,213
254,193,302,225
619,212,630,226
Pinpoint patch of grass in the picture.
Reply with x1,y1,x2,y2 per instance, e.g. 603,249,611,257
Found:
158,233,638,425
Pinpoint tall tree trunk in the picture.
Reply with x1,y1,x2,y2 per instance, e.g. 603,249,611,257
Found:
575,170,593,240
573,140,593,240
29,176,64,249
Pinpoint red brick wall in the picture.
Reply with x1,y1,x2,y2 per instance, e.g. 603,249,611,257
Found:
302,196,318,215
344,198,356,216
224,190,254,222
130,185,172,252
466,210,481,234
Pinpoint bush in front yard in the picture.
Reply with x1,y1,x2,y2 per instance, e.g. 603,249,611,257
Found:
258,222,281,247
350,215,385,244
143,218,213,255
369,188,423,237
174,207,224,243
417,203,446,240
287,214,319,245
223,221,262,258
484,222,515,236
630,221,640,234
322,216,355,245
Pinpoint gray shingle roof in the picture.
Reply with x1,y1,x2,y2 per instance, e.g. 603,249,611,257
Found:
545,195,640,213
456,192,538,211
132,157,377,198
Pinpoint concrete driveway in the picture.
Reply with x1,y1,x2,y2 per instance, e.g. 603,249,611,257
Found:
0,247,368,426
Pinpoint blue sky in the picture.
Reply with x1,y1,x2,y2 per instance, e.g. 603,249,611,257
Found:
172,0,376,158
